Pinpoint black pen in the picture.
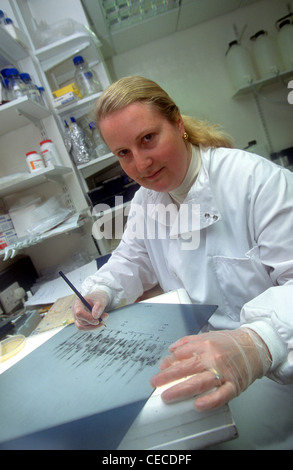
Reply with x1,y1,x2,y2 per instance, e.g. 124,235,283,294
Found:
59,271,105,326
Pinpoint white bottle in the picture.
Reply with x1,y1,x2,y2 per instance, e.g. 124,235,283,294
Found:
73,55,102,98
276,14,293,70
225,40,258,89
26,151,45,173
250,30,284,79
40,139,63,166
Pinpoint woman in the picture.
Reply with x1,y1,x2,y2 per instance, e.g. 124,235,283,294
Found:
73,76,293,449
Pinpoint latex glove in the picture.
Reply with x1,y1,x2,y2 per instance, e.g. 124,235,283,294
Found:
73,289,109,330
150,328,272,411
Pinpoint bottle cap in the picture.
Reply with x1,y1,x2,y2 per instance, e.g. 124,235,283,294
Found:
26,151,38,157
0,68,10,77
73,55,84,65
40,139,52,145
5,68,19,77
250,30,268,41
20,73,31,80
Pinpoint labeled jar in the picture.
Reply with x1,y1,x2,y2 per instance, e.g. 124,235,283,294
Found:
40,139,62,166
276,14,293,70
26,151,45,173
73,55,102,97
250,30,284,79
225,40,258,89
6,68,28,100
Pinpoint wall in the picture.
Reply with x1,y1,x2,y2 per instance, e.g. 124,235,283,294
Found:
106,0,293,156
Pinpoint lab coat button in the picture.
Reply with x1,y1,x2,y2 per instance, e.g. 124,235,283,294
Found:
213,215,219,221
204,212,210,219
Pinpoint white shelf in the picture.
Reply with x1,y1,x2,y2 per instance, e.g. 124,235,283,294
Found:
33,32,102,71
0,166,72,198
0,96,50,135
77,153,117,178
55,92,102,119
232,68,293,98
0,7,112,261
0,27,29,68
0,212,89,259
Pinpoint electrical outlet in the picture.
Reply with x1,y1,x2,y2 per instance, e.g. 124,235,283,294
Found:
0,282,22,314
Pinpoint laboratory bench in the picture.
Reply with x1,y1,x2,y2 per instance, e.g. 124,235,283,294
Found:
0,283,237,450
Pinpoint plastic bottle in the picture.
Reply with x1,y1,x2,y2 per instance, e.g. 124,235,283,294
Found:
276,14,293,70
67,117,94,165
38,86,47,107
40,139,63,166
73,55,102,98
3,17,13,27
225,40,258,89
5,68,28,100
26,151,45,173
88,121,110,157
3,18,13,26
0,71,9,104
0,10,5,25
20,73,42,104
250,30,284,79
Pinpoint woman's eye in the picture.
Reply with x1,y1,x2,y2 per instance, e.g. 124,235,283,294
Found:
118,149,129,158
143,133,153,143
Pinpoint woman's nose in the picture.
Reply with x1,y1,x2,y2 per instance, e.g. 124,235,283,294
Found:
133,152,153,172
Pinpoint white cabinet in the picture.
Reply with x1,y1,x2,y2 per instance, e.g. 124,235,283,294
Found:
0,0,114,267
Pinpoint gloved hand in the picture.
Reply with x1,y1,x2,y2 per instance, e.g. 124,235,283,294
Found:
150,328,272,411
73,289,109,330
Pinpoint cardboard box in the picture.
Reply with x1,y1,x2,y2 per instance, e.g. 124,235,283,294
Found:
52,83,82,99
0,214,14,233
52,92,79,108
0,229,18,250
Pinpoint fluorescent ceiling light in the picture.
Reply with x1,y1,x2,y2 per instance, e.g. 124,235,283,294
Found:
101,0,180,31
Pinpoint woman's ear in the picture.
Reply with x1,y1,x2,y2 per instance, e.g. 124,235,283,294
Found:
177,113,185,133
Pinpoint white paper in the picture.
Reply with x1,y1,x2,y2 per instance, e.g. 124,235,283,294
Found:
25,259,97,306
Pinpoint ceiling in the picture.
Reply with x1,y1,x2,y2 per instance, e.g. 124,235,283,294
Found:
81,0,263,58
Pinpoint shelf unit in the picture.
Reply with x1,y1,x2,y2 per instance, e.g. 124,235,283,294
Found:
0,0,114,263
0,212,90,259
0,96,50,135
232,68,293,98
33,31,102,72
0,166,72,198
0,26,28,68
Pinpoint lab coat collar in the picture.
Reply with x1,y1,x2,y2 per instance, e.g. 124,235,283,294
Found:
145,147,221,235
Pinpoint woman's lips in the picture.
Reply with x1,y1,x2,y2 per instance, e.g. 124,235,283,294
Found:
143,168,163,181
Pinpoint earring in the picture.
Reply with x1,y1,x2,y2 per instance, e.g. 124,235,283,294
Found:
183,132,188,140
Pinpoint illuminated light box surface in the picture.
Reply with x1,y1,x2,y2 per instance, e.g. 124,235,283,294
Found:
0,302,216,449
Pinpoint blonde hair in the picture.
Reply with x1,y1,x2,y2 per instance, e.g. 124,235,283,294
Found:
96,76,233,148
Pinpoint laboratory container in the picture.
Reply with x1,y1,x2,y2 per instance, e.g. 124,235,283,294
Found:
225,40,257,90
250,30,284,79
276,14,293,70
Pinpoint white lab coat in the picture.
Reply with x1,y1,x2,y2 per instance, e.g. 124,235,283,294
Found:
82,146,293,448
